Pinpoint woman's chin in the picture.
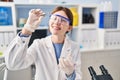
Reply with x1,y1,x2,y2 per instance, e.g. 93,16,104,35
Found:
52,32,58,35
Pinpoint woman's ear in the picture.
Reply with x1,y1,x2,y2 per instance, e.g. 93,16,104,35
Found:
67,26,73,32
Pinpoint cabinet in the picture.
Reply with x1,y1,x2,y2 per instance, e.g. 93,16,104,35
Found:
74,4,99,49
98,29,120,49
79,4,99,29
0,2,16,53
0,2,100,52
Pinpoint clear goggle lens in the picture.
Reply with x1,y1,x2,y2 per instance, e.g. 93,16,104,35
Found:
50,14,70,25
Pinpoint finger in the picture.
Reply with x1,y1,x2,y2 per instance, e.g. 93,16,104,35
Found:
34,9,40,13
30,9,35,13
68,53,72,56
38,16,44,21
59,58,66,68
66,55,75,66
67,53,72,58
29,9,35,16
63,59,70,67
64,59,74,67
58,59,62,68
38,11,45,16
68,59,74,66
66,54,72,61
35,9,42,13
36,9,41,11
31,9,41,16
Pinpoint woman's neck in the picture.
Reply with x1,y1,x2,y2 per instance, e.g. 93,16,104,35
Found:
51,35,65,43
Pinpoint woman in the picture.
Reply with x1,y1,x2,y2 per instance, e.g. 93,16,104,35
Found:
5,6,82,80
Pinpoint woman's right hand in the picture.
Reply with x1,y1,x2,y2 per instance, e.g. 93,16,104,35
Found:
23,9,45,33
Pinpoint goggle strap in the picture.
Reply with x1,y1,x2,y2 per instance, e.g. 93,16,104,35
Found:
55,14,70,23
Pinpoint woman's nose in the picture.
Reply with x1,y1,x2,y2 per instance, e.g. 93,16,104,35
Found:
54,18,61,25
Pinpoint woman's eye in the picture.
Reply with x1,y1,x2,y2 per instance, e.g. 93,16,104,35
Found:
53,16,57,20
61,19,67,23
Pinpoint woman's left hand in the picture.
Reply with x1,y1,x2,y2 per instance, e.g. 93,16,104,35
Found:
59,54,75,76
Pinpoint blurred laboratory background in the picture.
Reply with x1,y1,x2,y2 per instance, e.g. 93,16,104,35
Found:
0,0,120,80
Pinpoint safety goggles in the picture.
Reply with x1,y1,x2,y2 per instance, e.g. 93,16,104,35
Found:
49,14,71,25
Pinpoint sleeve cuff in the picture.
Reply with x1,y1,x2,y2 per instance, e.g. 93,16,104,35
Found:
16,32,31,44
66,71,76,80
19,32,30,37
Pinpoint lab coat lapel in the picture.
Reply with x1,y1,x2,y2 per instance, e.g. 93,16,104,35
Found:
45,36,59,80
61,36,72,58
45,36,57,64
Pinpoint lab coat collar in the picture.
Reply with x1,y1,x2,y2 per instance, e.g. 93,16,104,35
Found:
45,35,72,58
45,35,71,49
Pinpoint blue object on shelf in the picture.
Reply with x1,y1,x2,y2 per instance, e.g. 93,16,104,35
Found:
80,45,83,49
99,11,118,29
99,12,104,28
0,7,13,26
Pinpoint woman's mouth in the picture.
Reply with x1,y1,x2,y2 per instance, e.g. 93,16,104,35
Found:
53,26,61,30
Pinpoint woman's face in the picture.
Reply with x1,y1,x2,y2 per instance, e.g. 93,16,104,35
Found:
49,10,72,36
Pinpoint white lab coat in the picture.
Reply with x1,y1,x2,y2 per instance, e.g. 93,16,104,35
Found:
4,34,82,80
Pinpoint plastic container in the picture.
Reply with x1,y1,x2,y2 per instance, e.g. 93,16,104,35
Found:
18,18,27,27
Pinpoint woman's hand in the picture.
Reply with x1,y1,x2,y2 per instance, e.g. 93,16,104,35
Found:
59,54,75,76
24,9,45,32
